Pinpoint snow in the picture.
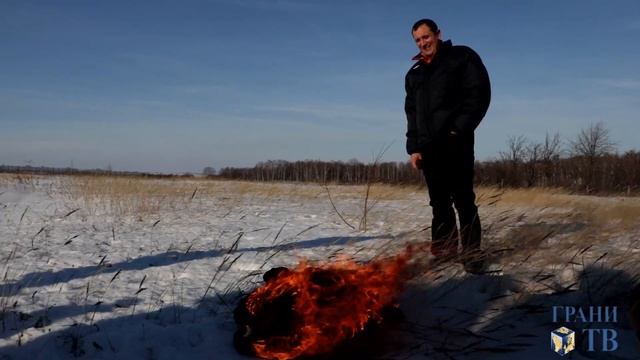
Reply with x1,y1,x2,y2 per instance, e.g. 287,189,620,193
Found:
1,176,639,359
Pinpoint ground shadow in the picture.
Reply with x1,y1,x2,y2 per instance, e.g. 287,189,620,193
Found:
486,220,589,263
0,233,390,297
390,264,640,360
0,290,246,360
0,300,126,340
2,264,638,359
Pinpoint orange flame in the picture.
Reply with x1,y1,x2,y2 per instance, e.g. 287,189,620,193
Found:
244,246,418,360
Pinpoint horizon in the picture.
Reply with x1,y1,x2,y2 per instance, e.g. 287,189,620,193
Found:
2,0,639,173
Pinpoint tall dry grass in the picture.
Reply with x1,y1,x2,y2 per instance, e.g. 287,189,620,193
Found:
66,175,199,216
33,174,640,232
4,173,638,228
478,186,640,230
0,173,36,187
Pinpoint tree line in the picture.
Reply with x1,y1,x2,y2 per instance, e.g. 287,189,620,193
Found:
217,123,640,194
0,165,196,179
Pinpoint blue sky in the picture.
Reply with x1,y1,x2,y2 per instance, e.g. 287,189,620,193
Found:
2,0,639,173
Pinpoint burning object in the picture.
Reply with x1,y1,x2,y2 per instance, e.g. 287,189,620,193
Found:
233,252,411,359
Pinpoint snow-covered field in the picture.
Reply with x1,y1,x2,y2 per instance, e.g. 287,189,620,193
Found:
1,174,638,359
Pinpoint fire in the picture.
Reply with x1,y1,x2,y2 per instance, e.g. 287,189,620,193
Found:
243,248,415,360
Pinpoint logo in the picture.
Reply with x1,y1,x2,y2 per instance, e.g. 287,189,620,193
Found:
551,306,619,355
551,327,575,355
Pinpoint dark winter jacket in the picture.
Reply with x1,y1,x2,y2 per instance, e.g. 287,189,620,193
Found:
404,40,491,154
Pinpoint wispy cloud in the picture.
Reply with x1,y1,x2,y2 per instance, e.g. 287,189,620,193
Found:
319,67,404,88
211,0,317,12
254,103,397,125
595,78,640,90
172,84,230,95
626,19,640,30
116,52,194,72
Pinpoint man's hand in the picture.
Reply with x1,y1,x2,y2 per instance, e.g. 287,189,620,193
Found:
410,153,423,170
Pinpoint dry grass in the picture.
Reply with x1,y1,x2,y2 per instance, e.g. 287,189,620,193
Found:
0,173,36,186
205,179,326,199
479,186,640,229
473,187,639,280
168,179,425,203
1,173,638,356
3,174,639,229
205,180,424,201
66,175,197,216
324,183,424,200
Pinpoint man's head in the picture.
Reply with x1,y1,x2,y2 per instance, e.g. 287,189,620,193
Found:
411,19,441,61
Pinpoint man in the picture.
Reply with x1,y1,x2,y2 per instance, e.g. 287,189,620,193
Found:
404,19,490,274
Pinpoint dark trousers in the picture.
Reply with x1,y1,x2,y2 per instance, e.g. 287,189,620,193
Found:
421,134,481,256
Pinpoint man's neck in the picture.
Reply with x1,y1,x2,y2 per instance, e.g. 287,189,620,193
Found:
422,54,435,64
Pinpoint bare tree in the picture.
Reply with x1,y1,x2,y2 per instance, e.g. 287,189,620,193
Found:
539,132,562,186
524,140,542,187
570,122,615,159
570,122,616,192
541,132,562,161
214,148,640,194
202,166,216,176
501,135,528,163
499,135,528,186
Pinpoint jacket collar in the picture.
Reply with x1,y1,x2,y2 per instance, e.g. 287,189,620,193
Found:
411,40,453,62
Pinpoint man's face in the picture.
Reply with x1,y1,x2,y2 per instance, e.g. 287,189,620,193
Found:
412,24,440,59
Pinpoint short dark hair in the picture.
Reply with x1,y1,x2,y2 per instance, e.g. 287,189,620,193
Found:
411,19,439,34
